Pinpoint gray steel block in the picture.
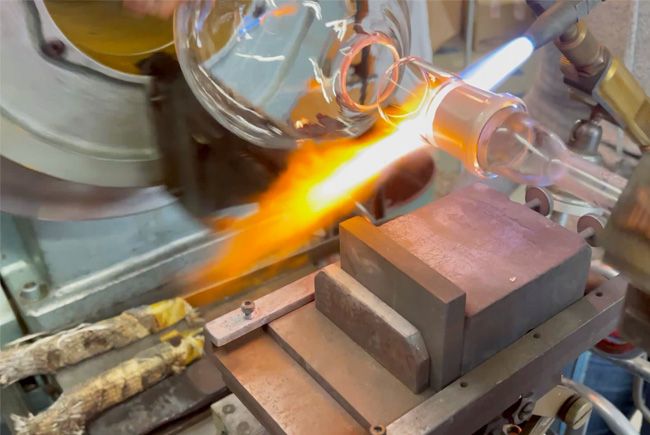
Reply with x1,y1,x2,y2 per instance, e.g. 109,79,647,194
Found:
340,217,466,391
380,183,591,372
315,264,430,393
268,303,430,428
213,330,364,435
387,277,626,435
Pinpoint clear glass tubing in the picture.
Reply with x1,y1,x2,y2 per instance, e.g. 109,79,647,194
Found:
375,57,627,211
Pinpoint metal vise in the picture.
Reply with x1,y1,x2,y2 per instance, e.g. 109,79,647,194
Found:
204,183,624,434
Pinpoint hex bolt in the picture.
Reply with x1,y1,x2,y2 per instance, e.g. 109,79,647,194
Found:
517,401,535,422
562,396,592,429
369,424,386,435
568,118,602,156
241,300,255,320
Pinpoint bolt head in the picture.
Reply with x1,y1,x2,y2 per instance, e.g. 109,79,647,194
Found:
514,398,535,423
241,300,255,319
41,39,66,58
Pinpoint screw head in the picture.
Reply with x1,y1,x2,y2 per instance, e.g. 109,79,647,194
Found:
369,425,386,435
222,404,236,415
241,300,255,319
41,39,66,58
236,421,250,433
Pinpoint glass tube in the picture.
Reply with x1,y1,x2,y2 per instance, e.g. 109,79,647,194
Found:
477,109,627,209
376,57,627,210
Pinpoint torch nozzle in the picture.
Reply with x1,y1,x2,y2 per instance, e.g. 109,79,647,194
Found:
523,0,603,49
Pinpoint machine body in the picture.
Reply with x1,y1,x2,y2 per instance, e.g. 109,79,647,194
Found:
0,0,649,434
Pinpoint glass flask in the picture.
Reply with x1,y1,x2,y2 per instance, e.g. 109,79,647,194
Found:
174,0,411,149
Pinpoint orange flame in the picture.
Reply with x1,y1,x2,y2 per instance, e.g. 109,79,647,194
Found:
184,87,430,291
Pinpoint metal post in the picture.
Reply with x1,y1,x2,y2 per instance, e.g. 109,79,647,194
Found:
465,0,476,66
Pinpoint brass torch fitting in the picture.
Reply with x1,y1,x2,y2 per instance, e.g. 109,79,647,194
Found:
555,21,650,150
596,58,650,150
556,21,608,77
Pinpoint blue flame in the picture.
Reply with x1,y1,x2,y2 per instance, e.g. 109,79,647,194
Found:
460,36,535,91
